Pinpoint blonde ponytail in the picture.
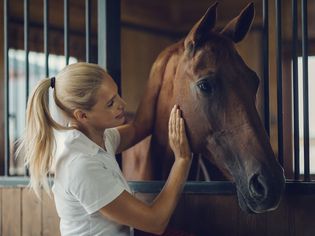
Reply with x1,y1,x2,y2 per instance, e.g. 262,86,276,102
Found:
17,78,69,198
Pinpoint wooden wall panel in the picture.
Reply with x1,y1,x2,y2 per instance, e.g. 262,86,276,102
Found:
2,188,21,236
42,191,60,236
1,187,315,236
168,195,187,231
22,188,41,236
265,194,294,236
0,188,2,234
292,195,315,236
184,195,238,236
238,209,267,236
121,28,174,113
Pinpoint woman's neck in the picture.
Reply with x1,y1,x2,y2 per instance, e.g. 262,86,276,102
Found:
71,121,106,150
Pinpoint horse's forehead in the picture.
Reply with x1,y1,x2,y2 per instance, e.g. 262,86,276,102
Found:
191,39,235,74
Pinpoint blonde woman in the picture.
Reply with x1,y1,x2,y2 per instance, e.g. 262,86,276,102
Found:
18,62,192,236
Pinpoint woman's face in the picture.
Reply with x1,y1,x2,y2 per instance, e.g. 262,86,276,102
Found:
86,76,126,130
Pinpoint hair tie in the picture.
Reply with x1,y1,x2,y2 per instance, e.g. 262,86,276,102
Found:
50,77,55,89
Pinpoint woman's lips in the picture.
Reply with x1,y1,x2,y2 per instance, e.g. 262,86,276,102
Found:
115,111,125,119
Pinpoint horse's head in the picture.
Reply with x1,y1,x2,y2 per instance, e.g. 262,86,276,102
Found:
174,2,285,213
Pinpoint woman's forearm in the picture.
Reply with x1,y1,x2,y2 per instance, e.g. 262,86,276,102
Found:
150,158,191,233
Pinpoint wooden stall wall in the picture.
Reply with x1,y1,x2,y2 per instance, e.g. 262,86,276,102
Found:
0,187,60,236
1,187,315,236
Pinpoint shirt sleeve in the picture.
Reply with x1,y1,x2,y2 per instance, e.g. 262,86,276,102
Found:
104,128,121,154
69,157,126,214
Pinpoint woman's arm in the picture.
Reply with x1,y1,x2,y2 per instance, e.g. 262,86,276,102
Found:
116,57,164,154
100,106,192,234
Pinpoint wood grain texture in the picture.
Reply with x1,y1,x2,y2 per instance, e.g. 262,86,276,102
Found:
22,188,41,236
1,187,315,236
42,190,60,236
2,188,21,236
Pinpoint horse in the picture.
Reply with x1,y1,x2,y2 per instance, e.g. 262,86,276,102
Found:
123,2,285,214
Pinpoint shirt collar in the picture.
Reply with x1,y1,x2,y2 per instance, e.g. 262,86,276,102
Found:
64,129,102,156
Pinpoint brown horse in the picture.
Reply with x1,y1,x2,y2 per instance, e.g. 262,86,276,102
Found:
123,2,285,214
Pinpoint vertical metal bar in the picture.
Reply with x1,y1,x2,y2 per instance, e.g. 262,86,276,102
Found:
98,0,122,167
292,0,300,180
24,0,29,100
4,0,9,176
44,0,49,77
85,0,91,62
275,0,284,166
98,0,121,94
301,0,310,182
64,0,69,65
263,0,270,136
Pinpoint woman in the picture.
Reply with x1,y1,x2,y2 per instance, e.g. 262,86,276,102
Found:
18,62,192,235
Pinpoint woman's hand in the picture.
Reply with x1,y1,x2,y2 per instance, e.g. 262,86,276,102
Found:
100,105,192,235
168,105,191,161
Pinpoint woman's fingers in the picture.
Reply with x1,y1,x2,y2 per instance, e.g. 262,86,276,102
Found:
175,108,180,136
169,105,176,136
168,104,192,159
180,118,184,144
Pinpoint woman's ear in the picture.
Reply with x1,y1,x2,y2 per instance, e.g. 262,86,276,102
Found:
73,109,88,123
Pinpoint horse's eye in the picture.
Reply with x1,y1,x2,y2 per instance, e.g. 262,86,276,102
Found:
197,80,213,94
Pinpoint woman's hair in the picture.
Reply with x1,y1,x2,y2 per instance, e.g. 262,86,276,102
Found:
17,62,108,198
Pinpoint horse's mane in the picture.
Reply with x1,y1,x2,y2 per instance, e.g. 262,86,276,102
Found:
149,39,185,86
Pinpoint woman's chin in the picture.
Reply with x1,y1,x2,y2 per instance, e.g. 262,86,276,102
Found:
116,116,126,125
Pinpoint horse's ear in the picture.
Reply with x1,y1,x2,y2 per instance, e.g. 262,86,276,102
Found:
220,2,255,43
184,2,218,53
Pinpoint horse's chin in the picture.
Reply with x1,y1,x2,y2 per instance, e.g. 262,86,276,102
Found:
236,189,269,214
237,189,256,214
236,188,280,214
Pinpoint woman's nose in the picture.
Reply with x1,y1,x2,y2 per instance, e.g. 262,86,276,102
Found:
117,96,126,109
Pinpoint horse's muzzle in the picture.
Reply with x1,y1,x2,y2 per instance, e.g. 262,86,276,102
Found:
239,166,285,214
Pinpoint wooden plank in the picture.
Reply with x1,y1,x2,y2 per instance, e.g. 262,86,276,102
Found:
0,188,2,235
292,195,315,236
42,190,60,236
2,188,21,236
22,187,41,236
169,194,187,230
265,195,294,236
133,193,194,235
238,206,267,236
184,194,238,236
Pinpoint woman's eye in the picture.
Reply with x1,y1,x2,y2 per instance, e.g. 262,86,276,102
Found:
197,80,213,94
107,100,114,107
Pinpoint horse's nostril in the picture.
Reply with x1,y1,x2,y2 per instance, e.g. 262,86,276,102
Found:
249,174,267,201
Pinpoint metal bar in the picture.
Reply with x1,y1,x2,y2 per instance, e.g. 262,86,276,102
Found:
275,0,284,166
85,0,91,62
10,17,96,39
292,0,300,180
1,178,315,195
98,0,122,167
263,0,270,136
97,0,106,69
97,0,121,93
301,0,310,181
44,0,49,77
4,0,9,176
64,0,69,65
24,0,29,100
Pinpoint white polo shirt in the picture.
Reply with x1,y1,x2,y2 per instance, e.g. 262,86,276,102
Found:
52,128,132,236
